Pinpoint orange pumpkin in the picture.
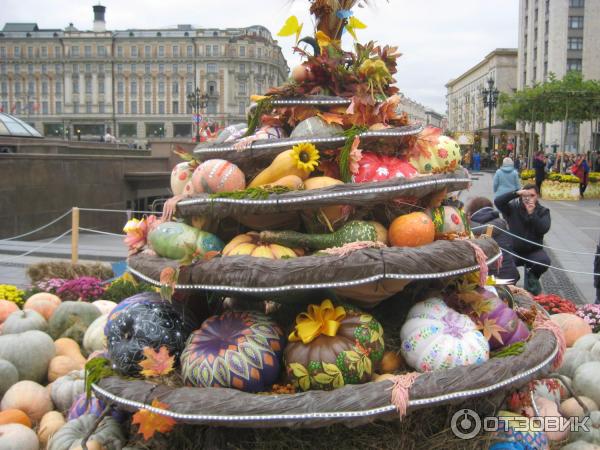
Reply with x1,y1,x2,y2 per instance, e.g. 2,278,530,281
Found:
388,212,435,247
48,356,85,383
23,293,61,321
222,232,303,259
0,409,32,428
0,300,19,324
550,313,592,347
0,380,53,423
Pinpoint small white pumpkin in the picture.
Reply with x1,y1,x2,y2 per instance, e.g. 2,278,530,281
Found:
569,410,600,445
2,310,48,334
400,297,489,372
50,370,85,412
83,314,108,354
38,411,66,447
573,361,600,406
573,333,600,358
0,423,39,450
559,396,598,419
559,348,598,379
91,300,117,316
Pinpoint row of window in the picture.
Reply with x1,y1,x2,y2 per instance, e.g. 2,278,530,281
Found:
525,0,584,11
1,80,63,96
1,100,61,114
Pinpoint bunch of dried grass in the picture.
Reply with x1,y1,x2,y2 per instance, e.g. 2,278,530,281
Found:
27,261,113,283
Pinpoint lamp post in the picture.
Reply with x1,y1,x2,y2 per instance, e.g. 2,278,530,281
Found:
187,87,209,143
482,77,499,156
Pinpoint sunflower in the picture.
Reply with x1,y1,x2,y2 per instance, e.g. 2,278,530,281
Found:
291,142,320,172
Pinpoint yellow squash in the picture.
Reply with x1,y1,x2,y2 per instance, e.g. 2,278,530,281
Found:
249,150,311,187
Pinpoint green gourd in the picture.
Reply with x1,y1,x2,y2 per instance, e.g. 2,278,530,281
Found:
259,220,387,250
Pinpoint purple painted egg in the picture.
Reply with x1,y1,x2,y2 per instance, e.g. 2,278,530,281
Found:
68,393,105,420
180,311,285,392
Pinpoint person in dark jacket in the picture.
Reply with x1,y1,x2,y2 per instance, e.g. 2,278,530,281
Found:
533,151,546,195
466,197,520,282
494,184,551,295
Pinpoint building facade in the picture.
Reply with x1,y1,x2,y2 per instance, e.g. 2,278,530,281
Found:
446,49,518,138
397,94,446,128
518,0,600,152
0,6,289,141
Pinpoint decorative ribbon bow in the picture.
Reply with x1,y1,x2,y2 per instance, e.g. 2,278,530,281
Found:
288,299,346,344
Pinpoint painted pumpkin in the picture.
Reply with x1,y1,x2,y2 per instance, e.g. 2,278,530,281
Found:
429,205,471,239
410,135,461,175
222,232,301,259
352,152,418,183
148,221,224,261
170,161,195,196
491,411,550,450
284,300,384,391
550,313,592,347
400,298,489,372
67,393,105,421
105,293,196,376
181,311,284,392
388,212,435,247
191,159,246,194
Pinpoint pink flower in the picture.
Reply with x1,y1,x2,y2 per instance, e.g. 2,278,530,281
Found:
349,136,363,175
123,215,159,255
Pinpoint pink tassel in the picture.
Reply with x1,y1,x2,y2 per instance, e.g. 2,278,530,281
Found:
466,241,488,286
320,241,387,257
389,372,420,419
534,315,566,370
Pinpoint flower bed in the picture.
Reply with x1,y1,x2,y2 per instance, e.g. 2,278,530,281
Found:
521,171,600,200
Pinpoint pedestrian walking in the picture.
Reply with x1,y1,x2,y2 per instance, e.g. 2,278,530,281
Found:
572,154,590,199
494,184,551,295
473,152,481,171
533,151,546,195
493,157,521,199
466,197,520,282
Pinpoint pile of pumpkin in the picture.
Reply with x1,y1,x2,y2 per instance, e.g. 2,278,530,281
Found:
0,292,131,450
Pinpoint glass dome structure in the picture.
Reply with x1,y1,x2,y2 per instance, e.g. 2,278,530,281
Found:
0,113,43,138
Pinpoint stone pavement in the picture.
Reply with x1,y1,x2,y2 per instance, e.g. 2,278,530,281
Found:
463,172,598,304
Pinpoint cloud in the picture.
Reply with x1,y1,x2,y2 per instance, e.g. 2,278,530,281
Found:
2,0,518,113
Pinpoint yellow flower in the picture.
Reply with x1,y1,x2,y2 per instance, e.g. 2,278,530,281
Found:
123,218,141,234
291,142,320,172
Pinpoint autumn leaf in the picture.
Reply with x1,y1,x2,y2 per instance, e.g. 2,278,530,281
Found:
318,112,345,126
139,346,175,378
470,298,494,316
132,398,176,440
477,318,507,344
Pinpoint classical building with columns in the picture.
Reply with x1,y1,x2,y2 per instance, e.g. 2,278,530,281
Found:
0,5,289,141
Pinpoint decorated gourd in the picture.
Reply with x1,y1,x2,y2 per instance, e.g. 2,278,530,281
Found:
191,159,246,194
48,415,125,450
181,311,284,392
105,293,196,376
284,300,384,391
409,134,461,174
148,221,224,261
23,293,61,320
400,298,489,372
2,310,48,334
170,161,195,196
490,411,550,450
67,393,106,421
222,232,301,259
352,152,417,183
48,301,102,344
0,330,55,383
259,220,388,250
388,212,435,247
428,205,471,239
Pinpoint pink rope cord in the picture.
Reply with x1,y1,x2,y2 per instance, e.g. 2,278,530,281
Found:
320,241,387,257
389,372,420,419
466,241,489,286
533,315,566,370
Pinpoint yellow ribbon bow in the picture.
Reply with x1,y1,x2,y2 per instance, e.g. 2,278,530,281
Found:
288,299,346,344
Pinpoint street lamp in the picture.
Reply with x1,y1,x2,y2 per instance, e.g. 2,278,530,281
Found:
482,77,499,155
186,87,209,143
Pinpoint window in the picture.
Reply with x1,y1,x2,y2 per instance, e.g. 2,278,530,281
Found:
55,101,62,114
258,64,263,74
567,58,582,71
54,46,61,57
186,81,193,93
158,101,165,114
131,79,137,95
15,102,21,114
72,78,79,94
131,46,138,57
85,63,91,73
42,64,47,74
146,123,164,136
144,80,151,96
205,45,211,57
158,64,164,73
144,45,151,57
238,81,246,94
73,103,79,114
15,64,20,73
207,63,217,73
0,47,5,58
55,64,61,73
42,81,48,95
187,63,193,74
41,46,47,57
158,80,165,94
71,46,79,57
117,46,123,57
172,81,178,94
84,45,91,57
145,100,151,114
117,64,123,73
158,46,164,57
239,63,245,73
569,16,584,29
28,64,34,74
207,81,216,95
131,101,137,114
27,47,33,58
239,46,245,57
544,61,548,77
172,101,179,114
0,64,4,74
172,64,178,73
569,0,584,7
544,40,549,55
27,81,34,95
117,101,124,114
55,81,62,94
212,45,219,56
98,102,105,113
14,46,21,57
117,81,124,94
42,102,48,114
238,101,245,114
119,123,137,137
568,37,583,50
130,64,136,73
258,47,262,58
207,100,217,114
98,46,106,56
98,76,104,94
73,63,79,73
85,101,92,113
85,77,92,94
187,45,193,57
145,63,151,74
0,82,6,94
172,45,179,57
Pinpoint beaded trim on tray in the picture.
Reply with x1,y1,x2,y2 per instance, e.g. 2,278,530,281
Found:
91,337,557,423
127,251,502,293
178,177,470,207
194,124,425,154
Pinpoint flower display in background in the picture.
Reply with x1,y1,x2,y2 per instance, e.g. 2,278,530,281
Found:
124,215,159,255
576,304,600,333
533,294,577,315
57,276,105,302
34,278,67,294
0,284,25,306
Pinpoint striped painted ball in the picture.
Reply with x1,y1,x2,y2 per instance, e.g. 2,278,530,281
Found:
191,159,246,194
170,162,195,196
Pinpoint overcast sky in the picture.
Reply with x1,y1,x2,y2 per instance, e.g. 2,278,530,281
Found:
2,0,519,113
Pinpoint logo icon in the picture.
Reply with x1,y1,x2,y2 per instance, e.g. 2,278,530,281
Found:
451,409,481,440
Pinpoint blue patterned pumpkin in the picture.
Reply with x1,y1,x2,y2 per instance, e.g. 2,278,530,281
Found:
105,293,196,376
489,411,550,450
67,393,105,421
180,311,285,392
